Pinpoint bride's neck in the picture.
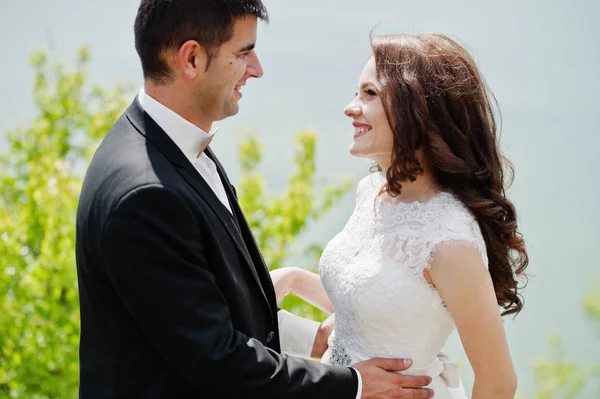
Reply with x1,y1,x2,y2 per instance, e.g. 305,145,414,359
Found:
379,156,442,203
392,173,441,203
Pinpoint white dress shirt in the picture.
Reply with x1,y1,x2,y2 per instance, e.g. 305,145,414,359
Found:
138,87,231,213
137,87,361,398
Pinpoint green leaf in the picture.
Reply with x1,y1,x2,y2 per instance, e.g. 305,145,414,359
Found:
0,47,129,398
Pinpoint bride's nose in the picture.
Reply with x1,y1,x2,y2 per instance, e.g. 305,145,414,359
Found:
344,102,362,118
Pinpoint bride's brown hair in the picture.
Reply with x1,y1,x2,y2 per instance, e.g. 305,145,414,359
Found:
371,32,528,317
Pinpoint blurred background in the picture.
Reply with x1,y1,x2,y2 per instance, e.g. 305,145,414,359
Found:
1,0,599,397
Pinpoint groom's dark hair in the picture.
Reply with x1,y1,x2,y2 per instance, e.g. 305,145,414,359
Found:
134,0,268,83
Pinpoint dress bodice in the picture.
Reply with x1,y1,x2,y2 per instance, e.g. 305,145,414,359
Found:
319,172,488,372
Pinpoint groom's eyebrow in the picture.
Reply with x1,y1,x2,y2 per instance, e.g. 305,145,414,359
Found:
237,43,255,53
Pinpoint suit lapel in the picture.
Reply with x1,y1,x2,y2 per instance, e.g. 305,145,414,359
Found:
205,147,275,312
125,99,272,314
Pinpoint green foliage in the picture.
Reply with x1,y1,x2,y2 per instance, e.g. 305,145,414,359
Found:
236,131,352,321
584,285,600,323
0,49,130,398
520,284,600,399
526,336,589,399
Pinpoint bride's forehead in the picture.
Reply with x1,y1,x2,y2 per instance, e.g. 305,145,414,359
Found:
360,57,376,77
357,59,382,88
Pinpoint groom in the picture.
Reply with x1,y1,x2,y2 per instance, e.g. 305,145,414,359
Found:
75,0,434,398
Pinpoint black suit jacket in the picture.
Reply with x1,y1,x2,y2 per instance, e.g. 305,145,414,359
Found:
75,99,358,398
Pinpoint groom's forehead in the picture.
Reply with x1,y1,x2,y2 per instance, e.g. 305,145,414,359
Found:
229,16,258,42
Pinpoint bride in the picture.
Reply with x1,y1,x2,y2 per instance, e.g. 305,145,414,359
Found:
272,33,528,399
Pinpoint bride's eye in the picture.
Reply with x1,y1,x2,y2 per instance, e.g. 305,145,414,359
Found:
364,89,377,96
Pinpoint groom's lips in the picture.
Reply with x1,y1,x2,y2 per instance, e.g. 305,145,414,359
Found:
234,83,245,99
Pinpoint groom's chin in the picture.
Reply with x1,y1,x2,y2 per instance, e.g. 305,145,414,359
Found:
226,103,240,118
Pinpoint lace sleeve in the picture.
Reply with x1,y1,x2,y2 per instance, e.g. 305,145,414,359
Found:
426,218,489,271
379,193,489,279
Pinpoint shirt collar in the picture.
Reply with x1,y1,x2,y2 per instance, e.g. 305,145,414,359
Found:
137,87,212,164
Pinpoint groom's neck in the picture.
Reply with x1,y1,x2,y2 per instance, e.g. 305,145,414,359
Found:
144,80,213,133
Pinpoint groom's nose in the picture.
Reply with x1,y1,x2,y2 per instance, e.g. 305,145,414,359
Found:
246,51,264,79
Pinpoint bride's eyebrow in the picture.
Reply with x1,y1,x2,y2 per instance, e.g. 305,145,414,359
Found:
358,82,377,90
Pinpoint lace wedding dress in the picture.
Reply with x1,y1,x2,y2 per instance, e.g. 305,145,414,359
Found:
319,172,488,398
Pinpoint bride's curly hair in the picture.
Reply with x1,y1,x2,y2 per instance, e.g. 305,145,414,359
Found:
371,33,528,317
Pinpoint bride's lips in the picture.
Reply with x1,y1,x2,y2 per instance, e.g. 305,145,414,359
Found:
352,121,372,139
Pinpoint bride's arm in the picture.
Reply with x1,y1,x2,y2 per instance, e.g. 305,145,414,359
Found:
427,244,517,399
270,267,334,314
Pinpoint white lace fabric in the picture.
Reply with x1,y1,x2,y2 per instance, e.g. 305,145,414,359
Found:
319,172,488,393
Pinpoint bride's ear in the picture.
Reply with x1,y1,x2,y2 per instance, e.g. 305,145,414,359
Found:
177,40,208,80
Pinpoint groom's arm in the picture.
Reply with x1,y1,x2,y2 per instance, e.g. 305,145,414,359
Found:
278,310,363,399
277,309,336,360
101,184,359,399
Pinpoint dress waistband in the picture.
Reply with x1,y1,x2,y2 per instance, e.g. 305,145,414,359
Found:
400,352,460,389
328,333,460,388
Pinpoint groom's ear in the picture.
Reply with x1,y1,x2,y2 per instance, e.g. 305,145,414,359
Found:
177,40,208,80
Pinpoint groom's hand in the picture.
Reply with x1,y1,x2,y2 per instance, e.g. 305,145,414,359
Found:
311,313,334,358
354,358,434,399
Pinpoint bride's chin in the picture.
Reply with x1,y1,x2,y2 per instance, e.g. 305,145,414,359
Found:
348,146,375,161
349,144,366,157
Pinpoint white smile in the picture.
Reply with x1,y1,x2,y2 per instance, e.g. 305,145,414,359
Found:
354,126,372,134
